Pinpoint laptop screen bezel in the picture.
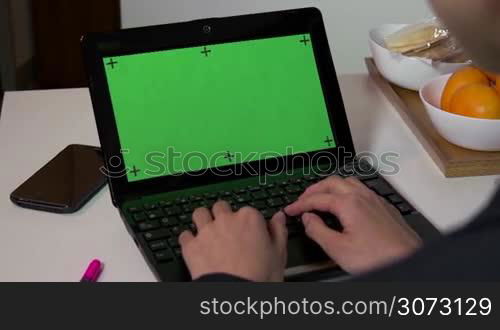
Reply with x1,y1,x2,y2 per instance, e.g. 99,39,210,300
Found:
82,7,356,205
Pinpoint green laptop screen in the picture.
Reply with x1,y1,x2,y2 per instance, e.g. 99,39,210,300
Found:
103,34,336,182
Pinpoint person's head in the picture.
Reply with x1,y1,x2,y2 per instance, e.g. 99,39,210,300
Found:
429,0,500,73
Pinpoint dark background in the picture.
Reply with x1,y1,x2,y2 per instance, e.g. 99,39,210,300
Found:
0,283,498,327
0,0,121,110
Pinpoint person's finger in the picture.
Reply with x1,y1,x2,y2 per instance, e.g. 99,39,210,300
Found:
212,200,232,218
285,193,343,217
179,230,195,247
238,206,265,223
344,176,366,189
302,212,342,251
268,211,288,253
192,207,213,230
301,176,355,198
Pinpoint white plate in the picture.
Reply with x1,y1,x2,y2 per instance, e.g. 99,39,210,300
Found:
369,24,468,91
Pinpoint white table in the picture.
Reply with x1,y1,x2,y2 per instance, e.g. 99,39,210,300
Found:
1,74,499,282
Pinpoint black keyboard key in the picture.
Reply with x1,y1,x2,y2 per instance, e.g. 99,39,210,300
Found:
154,250,174,263
144,228,171,241
363,179,394,196
133,212,147,222
181,204,194,213
248,186,260,192
149,240,168,251
128,206,142,213
250,200,267,210
356,161,374,173
356,173,379,181
232,203,245,211
171,226,183,236
191,202,204,209
396,203,413,215
279,180,289,187
175,197,189,205
165,206,182,216
298,182,310,190
192,201,207,208
188,223,197,234
138,221,161,232
178,214,192,224
160,200,173,207
343,163,355,171
236,194,251,203
146,209,164,220
227,196,238,203
204,192,218,199
206,199,217,207
143,203,158,210
160,217,179,227
283,194,299,204
168,237,180,248
285,185,302,194
191,195,203,202
304,175,318,182
233,188,247,195
268,188,285,197
261,209,274,219
252,190,268,200
219,191,232,198
269,208,279,215
267,197,284,208
174,248,182,258
387,194,404,205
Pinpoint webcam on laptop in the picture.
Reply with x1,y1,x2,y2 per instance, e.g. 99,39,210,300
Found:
203,25,212,34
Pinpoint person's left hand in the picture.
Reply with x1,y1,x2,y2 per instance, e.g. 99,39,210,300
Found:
179,201,288,281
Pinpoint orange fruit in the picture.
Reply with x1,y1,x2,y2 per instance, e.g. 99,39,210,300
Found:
449,83,500,120
482,70,500,93
441,67,490,112
484,71,499,82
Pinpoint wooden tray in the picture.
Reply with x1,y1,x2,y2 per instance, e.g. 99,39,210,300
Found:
366,58,500,178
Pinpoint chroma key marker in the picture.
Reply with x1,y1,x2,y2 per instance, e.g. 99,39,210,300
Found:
300,35,310,46
130,166,141,176
201,46,212,57
224,151,235,162
106,58,118,69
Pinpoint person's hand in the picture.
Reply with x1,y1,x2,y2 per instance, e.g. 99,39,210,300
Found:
285,176,422,275
179,201,288,281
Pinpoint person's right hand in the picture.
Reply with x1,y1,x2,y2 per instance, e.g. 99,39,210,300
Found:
284,176,422,275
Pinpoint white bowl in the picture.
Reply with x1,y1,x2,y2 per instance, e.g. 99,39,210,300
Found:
369,24,468,91
420,74,500,152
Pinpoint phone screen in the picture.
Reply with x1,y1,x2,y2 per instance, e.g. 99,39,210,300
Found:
11,145,107,213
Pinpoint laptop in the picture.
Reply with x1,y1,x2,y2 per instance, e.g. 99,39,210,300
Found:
82,8,441,281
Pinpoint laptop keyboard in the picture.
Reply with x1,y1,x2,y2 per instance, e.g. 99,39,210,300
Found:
125,162,418,265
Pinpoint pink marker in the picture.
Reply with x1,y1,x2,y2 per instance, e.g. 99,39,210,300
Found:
80,259,103,282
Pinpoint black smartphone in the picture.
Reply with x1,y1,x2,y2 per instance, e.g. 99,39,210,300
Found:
10,144,107,214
